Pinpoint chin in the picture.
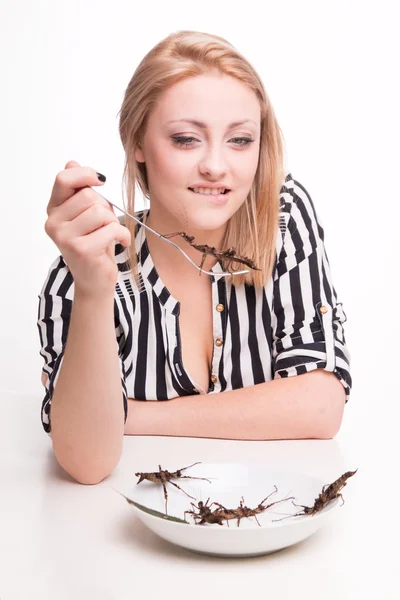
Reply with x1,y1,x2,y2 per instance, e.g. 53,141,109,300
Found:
184,213,230,234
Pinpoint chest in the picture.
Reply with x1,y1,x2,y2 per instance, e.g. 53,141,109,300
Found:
121,263,275,399
176,281,215,394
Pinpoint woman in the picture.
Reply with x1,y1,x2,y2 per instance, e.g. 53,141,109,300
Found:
37,31,352,484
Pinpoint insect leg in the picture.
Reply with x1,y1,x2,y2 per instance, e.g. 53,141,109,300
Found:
168,480,196,500
292,502,309,510
161,481,169,515
184,501,197,518
271,511,305,522
254,514,261,527
209,501,227,511
161,232,182,240
179,475,212,483
198,253,207,276
226,258,235,271
259,485,278,505
176,461,202,472
269,496,296,507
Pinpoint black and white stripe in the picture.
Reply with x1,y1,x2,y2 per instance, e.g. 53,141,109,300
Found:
37,172,352,436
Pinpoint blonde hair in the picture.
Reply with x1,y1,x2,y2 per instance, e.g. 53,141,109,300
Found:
117,30,288,287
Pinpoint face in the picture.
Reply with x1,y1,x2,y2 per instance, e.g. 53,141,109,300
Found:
134,71,261,238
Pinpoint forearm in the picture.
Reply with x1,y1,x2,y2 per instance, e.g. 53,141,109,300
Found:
124,369,345,440
51,290,124,484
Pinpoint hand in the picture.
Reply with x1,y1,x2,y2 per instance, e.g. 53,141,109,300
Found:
44,160,131,297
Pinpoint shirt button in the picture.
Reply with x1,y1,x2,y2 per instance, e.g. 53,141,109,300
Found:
320,305,328,314
216,304,224,312
210,374,218,383
215,338,223,347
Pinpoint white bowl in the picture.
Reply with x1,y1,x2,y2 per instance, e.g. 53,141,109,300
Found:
123,462,340,557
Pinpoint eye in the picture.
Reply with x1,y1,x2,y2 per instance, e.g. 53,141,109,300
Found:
171,136,255,148
171,136,199,147
231,137,254,147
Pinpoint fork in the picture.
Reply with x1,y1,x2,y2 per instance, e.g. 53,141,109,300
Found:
91,187,250,278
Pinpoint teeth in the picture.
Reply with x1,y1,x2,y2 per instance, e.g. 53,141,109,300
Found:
191,187,226,195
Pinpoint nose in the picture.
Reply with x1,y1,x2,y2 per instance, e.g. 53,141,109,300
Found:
198,143,228,179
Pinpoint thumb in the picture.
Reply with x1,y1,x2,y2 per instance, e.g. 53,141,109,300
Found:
65,160,81,169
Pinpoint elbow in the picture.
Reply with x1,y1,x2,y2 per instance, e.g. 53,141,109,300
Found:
304,369,346,439
64,460,115,485
317,376,346,439
73,472,111,486
58,459,116,485
317,417,343,440
52,442,120,485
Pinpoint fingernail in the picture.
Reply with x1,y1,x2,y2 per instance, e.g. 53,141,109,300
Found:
97,172,106,182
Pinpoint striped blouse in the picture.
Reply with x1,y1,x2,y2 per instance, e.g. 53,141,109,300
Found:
37,172,352,436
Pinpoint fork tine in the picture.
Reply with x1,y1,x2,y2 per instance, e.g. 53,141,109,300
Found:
91,188,249,277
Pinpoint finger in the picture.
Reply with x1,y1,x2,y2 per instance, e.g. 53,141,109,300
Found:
69,203,119,238
54,186,115,223
76,221,131,255
65,160,81,169
47,164,107,214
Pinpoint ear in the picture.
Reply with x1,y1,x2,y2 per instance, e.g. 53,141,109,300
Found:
134,143,145,163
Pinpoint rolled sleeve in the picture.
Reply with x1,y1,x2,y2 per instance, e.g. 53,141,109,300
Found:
37,293,71,438
37,257,128,437
271,179,352,402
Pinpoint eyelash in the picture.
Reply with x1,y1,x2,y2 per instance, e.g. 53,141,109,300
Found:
171,136,255,148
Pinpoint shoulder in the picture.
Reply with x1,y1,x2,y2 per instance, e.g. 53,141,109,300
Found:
279,171,318,218
278,171,324,246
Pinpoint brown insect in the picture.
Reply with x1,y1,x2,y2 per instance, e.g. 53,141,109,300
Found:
185,486,295,527
135,462,212,515
211,486,296,527
184,498,226,526
272,469,358,522
161,231,261,274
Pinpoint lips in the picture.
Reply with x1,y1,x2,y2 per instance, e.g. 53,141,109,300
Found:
188,188,231,206
188,188,230,194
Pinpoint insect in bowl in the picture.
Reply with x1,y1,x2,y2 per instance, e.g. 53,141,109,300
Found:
119,463,346,558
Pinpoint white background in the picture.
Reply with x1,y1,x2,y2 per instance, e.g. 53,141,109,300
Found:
1,3,398,464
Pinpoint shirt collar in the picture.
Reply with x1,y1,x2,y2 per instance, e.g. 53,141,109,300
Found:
135,209,224,314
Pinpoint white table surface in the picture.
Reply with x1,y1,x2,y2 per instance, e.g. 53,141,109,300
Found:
0,392,394,600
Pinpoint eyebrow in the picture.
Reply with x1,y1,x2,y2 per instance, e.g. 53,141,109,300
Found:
166,118,258,129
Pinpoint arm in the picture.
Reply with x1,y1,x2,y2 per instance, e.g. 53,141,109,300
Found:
269,177,352,403
124,176,351,440
124,368,345,440
50,292,125,484
38,276,128,485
